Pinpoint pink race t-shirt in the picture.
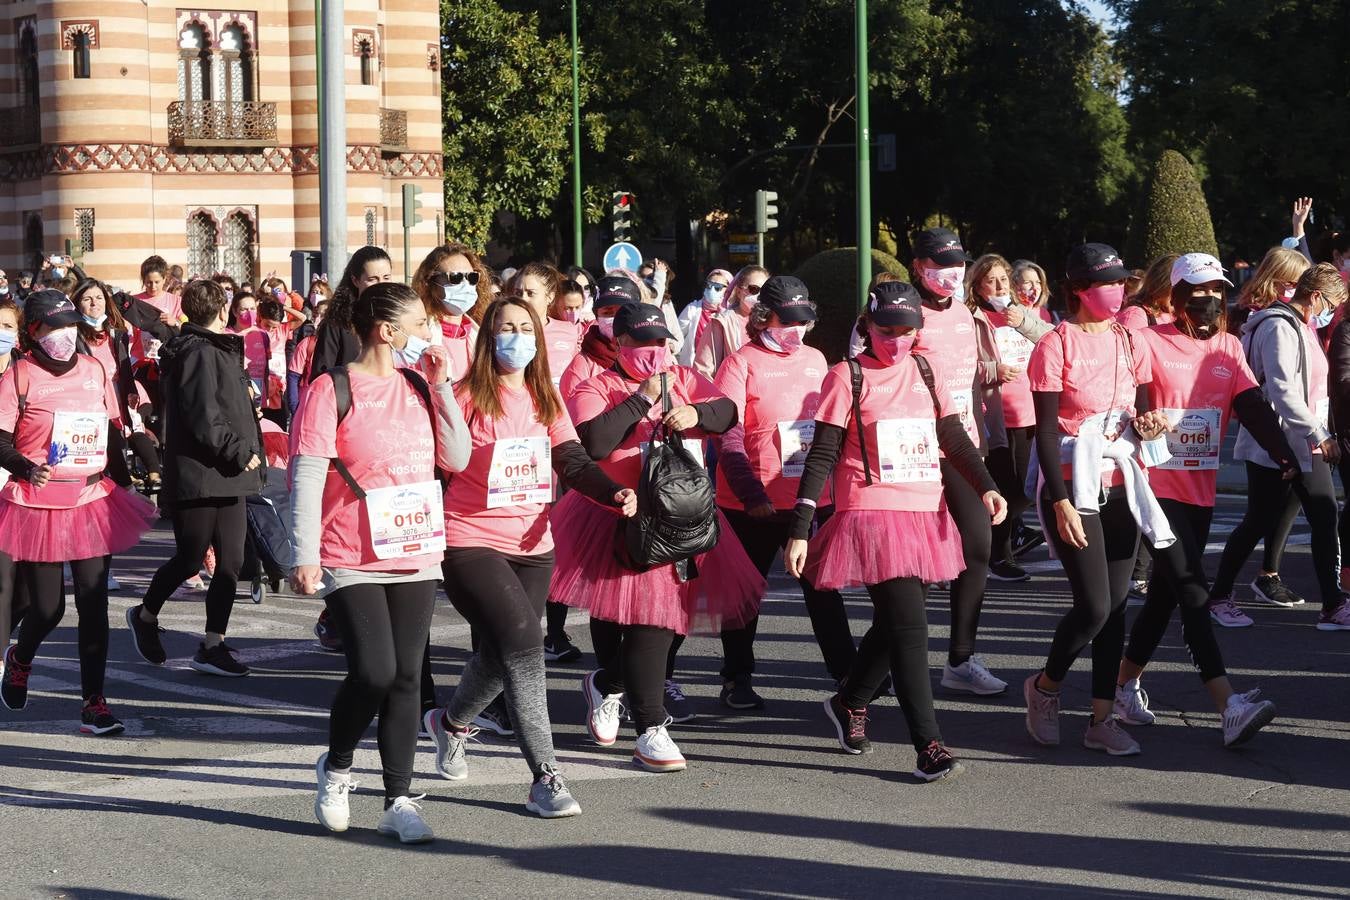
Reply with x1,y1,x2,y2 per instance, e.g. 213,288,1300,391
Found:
1305,320,1330,450
0,355,120,509
290,334,316,382
291,369,442,572
713,341,828,510
912,301,980,443
814,354,953,513
1137,324,1258,507
444,384,578,554
234,326,270,380
543,317,583,386
559,350,608,401
567,365,723,489
131,292,182,360
985,307,1037,428
1116,305,1175,332
1028,322,1152,487
434,317,478,382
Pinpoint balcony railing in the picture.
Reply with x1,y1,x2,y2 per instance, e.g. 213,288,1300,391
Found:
0,105,41,148
379,107,409,153
167,100,277,148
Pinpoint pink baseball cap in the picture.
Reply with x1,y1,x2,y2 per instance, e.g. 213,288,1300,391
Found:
1171,252,1233,287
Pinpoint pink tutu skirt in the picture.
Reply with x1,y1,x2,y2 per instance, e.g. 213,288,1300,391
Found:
805,506,964,590
549,491,764,635
0,485,157,563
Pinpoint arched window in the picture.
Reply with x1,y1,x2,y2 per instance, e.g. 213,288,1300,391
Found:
178,24,212,102
364,208,377,247
19,27,40,107
186,211,219,279
359,39,374,86
219,24,255,103
222,212,256,287
73,32,92,79
23,212,44,266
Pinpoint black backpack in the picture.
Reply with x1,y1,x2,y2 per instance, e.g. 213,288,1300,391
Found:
621,374,719,581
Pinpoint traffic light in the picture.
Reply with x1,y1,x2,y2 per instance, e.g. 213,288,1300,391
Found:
402,183,424,229
611,191,633,242
755,189,779,233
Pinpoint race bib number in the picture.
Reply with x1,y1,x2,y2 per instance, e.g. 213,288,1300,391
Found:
50,410,108,472
1158,407,1221,470
640,437,706,468
364,480,446,560
951,388,978,442
994,326,1033,368
1316,397,1330,430
875,418,940,484
487,436,552,508
777,420,815,478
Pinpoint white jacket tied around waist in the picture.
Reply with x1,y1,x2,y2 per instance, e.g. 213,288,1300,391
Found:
1055,422,1176,550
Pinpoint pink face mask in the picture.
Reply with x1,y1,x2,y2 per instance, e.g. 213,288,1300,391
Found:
619,344,671,380
762,325,807,354
1018,283,1039,304
870,329,916,366
236,309,257,328
1075,283,1125,319
562,308,581,324
920,265,965,298
1281,285,1297,301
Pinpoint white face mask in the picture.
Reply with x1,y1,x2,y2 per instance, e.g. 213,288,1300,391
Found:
394,330,431,366
704,284,726,306
442,280,477,315
760,324,808,354
987,294,1013,311
38,326,79,361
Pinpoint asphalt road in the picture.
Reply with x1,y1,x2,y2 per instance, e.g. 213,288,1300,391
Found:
1,495,1346,900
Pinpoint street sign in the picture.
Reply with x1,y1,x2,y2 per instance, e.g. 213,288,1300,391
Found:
727,232,757,264
603,241,642,272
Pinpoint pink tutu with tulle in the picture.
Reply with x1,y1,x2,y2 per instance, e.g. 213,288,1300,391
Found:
0,484,157,563
549,491,764,635
805,506,965,590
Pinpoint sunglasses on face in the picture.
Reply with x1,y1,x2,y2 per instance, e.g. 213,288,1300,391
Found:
707,280,728,291
742,283,763,296
437,271,480,286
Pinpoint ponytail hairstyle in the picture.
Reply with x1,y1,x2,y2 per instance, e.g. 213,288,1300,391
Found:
324,245,392,335
460,296,562,426
350,281,425,348
73,277,125,342
412,241,493,323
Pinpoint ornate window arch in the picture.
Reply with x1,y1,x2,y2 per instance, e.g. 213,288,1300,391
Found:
18,20,40,107
222,209,257,288
178,23,214,103
186,209,220,279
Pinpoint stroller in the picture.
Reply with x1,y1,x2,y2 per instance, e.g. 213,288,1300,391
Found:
241,421,294,604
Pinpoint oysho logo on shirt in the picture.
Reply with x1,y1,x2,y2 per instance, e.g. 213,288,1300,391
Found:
356,400,388,410
760,371,787,378
1162,360,1195,371
872,385,895,394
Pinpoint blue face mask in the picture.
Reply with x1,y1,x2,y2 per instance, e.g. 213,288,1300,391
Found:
442,280,477,315
393,329,431,367
1312,306,1335,329
82,313,107,329
0,331,15,355
494,332,537,372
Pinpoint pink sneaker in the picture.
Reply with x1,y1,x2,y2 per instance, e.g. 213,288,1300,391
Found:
1208,597,1253,628
1316,600,1350,632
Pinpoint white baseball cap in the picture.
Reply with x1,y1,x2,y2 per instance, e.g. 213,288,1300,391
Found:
1170,252,1233,287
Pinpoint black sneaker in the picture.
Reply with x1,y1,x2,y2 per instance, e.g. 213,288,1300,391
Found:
663,679,696,723
913,739,965,782
1251,574,1305,607
125,604,167,665
472,696,515,737
190,642,250,677
543,632,583,663
720,676,765,710
1011,525,1046,559
989,559,1031,582
824,694,872,755
1,645,31,711
80,695,125,736
314,610,344,654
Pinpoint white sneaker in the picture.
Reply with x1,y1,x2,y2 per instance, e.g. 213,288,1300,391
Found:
1113,679,1155,725
1083,716,1141,756
941,655,1007,696
376,795,434,843
582,670,623,747
1222,689,1276,747
633,717,686,772
314,752,357,833
1208,597,1254,628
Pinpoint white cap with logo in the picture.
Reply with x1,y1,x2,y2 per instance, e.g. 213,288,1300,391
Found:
1170,252,1233,287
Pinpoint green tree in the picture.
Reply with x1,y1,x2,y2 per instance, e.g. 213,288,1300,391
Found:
795,247,908,361
439,0,576,248
1128,149,1219,264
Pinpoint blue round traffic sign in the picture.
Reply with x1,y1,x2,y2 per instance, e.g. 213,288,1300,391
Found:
603,242,643,273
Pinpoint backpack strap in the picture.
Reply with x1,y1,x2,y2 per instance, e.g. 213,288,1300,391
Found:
1252,305,1310,403
911,353,942,420
325,366,365,499
847,358,872,486
13,358,29,421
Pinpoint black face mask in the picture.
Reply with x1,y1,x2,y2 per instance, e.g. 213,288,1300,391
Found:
1184,295,1224,333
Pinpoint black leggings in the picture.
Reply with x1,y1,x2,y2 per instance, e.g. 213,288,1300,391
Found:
14,556,111,699
941,459,992,667
718,507,856,682
1212,459,1340,611
839,577,941,751
591,619,675,733
1126,499,1225,682
988,425,1034,562
0,550,30,648
1338,453,1350,571
1040,489,1139,701
325,579,436,801
142,497,246,634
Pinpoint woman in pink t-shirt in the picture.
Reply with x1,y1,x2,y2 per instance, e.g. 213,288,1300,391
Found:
784,281,1005,783
554,303,764,774
1112,253,1291,746
289,282,470,843
412,243,489,383
423,297,634,819
0,290,157,735
1117,253,1180,333
557,275,642,400
1022,243,1173,758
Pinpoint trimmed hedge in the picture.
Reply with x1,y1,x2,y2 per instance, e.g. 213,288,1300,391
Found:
1130,149,1219,264
795,247,908,362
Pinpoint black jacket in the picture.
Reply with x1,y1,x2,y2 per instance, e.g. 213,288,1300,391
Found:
1329,316,1350,453
158,323,264,502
